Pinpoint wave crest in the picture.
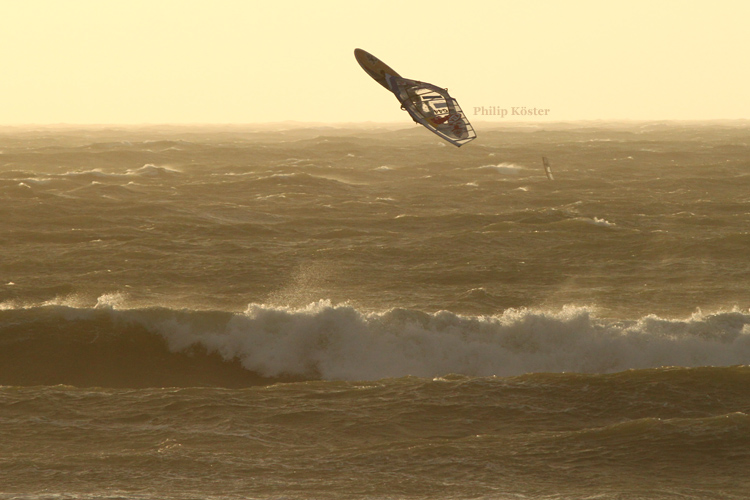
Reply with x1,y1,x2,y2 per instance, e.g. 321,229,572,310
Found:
3,300,750,387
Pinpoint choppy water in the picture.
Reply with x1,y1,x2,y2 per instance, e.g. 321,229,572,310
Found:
1,122,750,499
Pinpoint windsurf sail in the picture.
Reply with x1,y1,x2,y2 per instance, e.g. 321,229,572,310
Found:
385,75,476,147
354,48,401,91
542,156,554,180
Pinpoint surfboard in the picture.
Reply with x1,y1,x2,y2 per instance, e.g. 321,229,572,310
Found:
354,48,402,91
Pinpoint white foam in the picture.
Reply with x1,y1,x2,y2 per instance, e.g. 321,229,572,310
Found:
139,301,750,381
479,163,524,175
126,164,181,176
94,292,128,309
585,217,616,227
9,299,750,381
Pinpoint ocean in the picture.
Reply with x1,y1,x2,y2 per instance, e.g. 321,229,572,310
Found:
1,121,749,499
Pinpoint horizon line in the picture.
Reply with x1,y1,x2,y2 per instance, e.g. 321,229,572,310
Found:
1,118,748,129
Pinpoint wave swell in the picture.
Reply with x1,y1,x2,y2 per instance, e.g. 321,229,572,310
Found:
2,300,750,387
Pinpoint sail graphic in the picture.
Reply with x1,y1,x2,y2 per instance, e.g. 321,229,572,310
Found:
385,75,476,147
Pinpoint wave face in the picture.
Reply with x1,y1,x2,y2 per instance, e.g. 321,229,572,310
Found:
2,301,750,387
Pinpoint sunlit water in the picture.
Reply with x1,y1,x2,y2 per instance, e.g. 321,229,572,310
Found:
2,122,749,499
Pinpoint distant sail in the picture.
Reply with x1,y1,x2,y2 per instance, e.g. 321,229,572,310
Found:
542,156,554,180
385,75,476,147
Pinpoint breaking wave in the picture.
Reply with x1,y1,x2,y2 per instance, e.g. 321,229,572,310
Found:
2,299,750,388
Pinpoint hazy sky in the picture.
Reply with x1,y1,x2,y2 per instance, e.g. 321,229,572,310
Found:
2,0,748,124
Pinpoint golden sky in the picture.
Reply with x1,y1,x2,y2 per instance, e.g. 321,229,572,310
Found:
2,0,748,124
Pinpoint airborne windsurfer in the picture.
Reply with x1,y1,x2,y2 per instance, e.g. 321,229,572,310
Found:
355,48,476,146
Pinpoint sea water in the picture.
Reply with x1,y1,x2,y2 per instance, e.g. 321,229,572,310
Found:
1,122,750,499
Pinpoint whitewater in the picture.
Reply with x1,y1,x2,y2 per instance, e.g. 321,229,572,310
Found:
1,122,750,499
